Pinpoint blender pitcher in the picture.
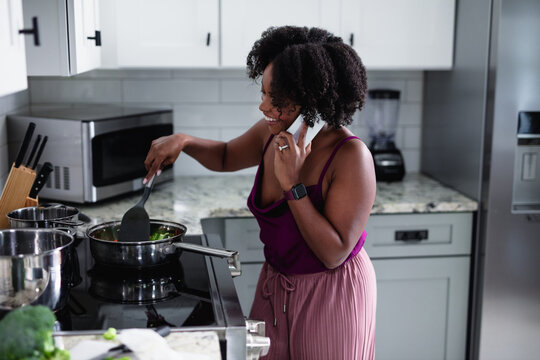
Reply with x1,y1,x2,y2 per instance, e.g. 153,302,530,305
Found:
363,89,405,181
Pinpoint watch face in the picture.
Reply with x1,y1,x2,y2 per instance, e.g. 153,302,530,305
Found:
293,183,307,199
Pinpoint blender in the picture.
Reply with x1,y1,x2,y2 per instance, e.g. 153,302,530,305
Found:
363,89,405,181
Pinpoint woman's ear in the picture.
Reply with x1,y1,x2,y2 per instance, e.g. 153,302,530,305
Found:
288,104,300,114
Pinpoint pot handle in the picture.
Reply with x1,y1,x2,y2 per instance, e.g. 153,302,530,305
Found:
50,219,86,227
173,242,241,277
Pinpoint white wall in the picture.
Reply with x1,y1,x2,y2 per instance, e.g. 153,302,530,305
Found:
0,90,30,189
27,69,423,177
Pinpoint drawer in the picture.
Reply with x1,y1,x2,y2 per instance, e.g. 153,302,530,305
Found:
201,217,264,262
363,212,473,258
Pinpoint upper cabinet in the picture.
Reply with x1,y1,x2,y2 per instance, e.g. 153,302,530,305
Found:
16,0,455,72
221,0,340,67
0,0,27,97
22,0,101,76
340,0,455,70
101,0,219,68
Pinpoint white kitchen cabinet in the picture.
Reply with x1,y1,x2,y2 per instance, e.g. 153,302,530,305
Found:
0,0,27,97
221,0,340,67
103,0,219,68
22,0,101,76
340,0,456,70
372,256,469,360
201,211,472,358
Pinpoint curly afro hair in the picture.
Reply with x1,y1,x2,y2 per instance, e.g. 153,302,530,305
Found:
247,26,367,128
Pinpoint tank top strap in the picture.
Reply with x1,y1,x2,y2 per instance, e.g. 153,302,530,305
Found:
317,136,361,185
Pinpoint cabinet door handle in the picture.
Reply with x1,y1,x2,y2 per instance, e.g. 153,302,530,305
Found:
395,230,429,242
349,33,354,47
19,16,40,46
206,32,211,46
87,30,102,46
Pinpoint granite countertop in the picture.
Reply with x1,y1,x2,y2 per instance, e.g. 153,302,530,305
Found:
76,173,477,235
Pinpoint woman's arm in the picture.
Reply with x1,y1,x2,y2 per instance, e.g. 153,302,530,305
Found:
144,119,268,182
275,130,376,269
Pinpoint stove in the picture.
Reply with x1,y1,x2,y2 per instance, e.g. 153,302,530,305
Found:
52,233,268,359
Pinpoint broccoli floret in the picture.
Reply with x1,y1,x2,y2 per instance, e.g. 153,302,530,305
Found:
44,348,70,360
0,305,58,360
103,327,117,340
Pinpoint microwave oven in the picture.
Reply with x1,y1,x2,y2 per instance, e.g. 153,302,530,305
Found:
7,105,174,203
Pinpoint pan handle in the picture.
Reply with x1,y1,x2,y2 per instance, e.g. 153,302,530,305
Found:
172,242,241,277
50,219,86,227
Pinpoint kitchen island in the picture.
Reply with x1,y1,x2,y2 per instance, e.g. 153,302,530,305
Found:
75,172,477,233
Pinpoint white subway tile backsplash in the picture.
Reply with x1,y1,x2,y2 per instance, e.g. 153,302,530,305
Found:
368,71,423,81
174,104,262,127
220,79,260,103
30,79,122,103
75,69,174,79
401,149,421,172
0,90,30,177
3,90,29,113
221,127,252,142
25,69,424,177
403,126,422,149
123,79,219,103
173,68,246,79
399,103,422,126
406,80,423,102
177,127,220,140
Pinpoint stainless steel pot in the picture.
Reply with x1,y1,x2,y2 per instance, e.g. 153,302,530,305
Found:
87,220,240,275
0,229,74,310
7,203,85,229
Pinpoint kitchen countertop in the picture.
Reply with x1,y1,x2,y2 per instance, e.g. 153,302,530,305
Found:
75,173,477,235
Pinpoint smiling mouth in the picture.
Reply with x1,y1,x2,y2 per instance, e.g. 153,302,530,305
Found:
264,115,278,122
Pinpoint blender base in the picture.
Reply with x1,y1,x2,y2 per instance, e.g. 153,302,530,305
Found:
372,148,405,182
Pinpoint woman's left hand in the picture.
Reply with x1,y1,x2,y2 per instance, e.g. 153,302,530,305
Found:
273,122,311,191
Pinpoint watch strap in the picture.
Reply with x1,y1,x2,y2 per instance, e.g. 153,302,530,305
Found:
283,183,307,200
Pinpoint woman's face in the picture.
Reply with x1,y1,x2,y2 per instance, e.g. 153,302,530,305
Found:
259,63,301,135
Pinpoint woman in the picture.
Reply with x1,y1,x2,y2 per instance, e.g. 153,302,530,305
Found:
144,26,377,360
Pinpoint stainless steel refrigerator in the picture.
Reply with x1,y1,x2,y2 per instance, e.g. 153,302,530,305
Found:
421,0,540,359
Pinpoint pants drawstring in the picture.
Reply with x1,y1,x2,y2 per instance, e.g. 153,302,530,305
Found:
262,270,296,327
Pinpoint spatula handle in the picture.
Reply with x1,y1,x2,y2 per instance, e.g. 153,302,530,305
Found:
137,174,155,207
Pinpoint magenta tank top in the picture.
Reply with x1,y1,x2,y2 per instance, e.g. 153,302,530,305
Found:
247,135,367,275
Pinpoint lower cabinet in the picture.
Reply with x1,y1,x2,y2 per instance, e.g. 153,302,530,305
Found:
372,256,470,360
201,212,473,359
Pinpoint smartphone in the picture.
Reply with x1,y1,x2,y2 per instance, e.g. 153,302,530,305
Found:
288,116,325,145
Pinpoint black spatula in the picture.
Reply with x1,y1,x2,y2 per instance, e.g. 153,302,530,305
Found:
118,175,156,242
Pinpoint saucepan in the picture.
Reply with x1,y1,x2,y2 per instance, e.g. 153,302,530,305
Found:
0,229,75,311
86,219,240,276
7,203,86,230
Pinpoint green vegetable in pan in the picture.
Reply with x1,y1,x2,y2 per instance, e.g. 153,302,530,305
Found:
149,229,174,241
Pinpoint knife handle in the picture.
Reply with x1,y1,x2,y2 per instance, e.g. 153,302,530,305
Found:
31,135,48,170
29,162,53,199
14,122,36,168
25,134,42,167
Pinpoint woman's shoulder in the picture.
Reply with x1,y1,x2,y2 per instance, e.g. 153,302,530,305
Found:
322,127,372,171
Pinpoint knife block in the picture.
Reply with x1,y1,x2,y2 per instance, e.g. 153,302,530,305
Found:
0,163,36,229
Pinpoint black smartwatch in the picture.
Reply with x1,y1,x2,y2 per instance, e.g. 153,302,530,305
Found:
283,183,307,200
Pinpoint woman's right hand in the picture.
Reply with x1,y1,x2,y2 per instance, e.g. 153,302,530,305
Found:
144,133,185,183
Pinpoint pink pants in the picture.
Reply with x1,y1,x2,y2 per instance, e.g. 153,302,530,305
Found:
250,248,377,360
